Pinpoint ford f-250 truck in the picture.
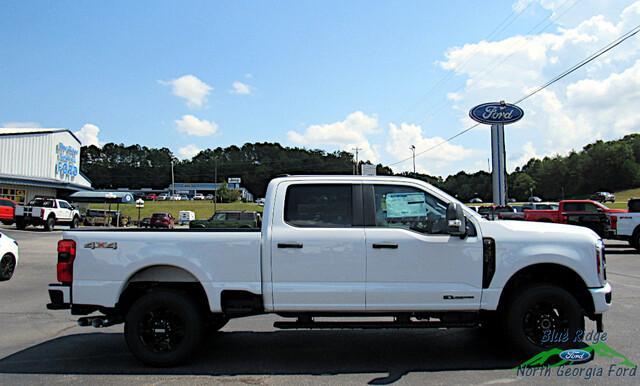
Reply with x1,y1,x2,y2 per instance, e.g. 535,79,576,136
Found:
47,176,612,366
608,198,640,251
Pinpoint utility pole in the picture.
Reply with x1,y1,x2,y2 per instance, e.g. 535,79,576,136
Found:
410,145,416,174
213,158,218,214
170,160,175,196
352,147,362,175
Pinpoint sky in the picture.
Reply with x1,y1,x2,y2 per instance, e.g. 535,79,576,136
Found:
1,0,639,177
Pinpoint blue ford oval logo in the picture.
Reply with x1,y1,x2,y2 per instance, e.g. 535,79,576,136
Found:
469,101,524,125
559,349,591,362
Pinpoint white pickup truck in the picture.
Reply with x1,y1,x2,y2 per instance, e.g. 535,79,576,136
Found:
15,197,81,231
608,198,640,251
47,175,612,366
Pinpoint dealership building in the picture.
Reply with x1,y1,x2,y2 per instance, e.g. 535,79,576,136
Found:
0,128,92,203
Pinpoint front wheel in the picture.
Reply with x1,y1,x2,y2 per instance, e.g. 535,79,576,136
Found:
1,220,13,226
70,216,80,229
0,253,16,281
124,289,205,367
15,219,26,230
504,284,584,357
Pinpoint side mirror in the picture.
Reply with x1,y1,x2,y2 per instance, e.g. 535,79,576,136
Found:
447,202,467,238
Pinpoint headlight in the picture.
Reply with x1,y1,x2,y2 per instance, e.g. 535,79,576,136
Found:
596,239,606,285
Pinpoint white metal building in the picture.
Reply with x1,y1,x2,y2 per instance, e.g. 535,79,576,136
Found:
0,128,92,203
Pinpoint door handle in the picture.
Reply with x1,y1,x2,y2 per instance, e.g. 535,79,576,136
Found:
372,243,398,249
278,243,304,249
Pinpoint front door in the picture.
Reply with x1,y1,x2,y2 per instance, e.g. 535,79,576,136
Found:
364,184,483,311
270,183,366,311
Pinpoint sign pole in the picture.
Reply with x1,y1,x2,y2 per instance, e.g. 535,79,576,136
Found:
490,124,507,206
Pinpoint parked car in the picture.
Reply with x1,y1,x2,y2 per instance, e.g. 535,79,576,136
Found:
0,232,19,281
83,209,130,227
469,197,483,203
15,197,81,231
150,212,175,229
205,194,215,200
591,192,615,203
180,194,190,201
190,211,261,229
528,196,542,203
193,193,205,200
255,198,266,206
48,175,611,366
139,217,151,228
169,194,182,201
179,211,196,225
523,199,625,237
477,205,518,221
157,193,170,201
0,198,16,225
496,205,524,220
608,198,640,251
144,193,158,201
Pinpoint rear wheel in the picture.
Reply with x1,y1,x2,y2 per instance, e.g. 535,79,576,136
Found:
631,229,640,252
44,216,55,231
504,284,584,357
124,289,205,367
15,219,26,230
1,220,13,226
0,253,16,281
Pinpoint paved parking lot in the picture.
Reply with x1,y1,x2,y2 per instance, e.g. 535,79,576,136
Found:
1,225,639,385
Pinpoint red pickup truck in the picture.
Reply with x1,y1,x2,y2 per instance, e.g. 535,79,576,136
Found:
524,199,625,237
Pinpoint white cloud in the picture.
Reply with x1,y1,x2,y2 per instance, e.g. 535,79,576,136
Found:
511,141,539,170
74,123,102,147
437,1,640,159
2,121,41,128
386,122,475,175
287,111,381,162
178,144,202,159
231,81,252,95
175,115,218,137
160,74,212,108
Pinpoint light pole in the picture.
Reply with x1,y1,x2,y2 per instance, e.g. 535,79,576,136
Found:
170,160,175,197
352,147,362,175
410,145,416,174
213,158,218,214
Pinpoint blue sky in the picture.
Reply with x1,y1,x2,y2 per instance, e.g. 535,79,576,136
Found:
1,0,639,176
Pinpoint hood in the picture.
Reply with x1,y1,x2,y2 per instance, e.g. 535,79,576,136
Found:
479,219,600,243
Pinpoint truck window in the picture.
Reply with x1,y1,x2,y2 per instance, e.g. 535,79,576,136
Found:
372,185,448,234
563,203,583,211
284,184,352,228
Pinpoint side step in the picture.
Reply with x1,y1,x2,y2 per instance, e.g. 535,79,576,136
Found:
274,318,477,330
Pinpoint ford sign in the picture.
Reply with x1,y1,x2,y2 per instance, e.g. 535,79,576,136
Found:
559,349,592,362
469,101,524,125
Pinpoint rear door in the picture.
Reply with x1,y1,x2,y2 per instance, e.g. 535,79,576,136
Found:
363,183,483,311
270,182,366,311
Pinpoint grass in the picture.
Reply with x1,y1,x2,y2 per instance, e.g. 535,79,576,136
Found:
89,201,262,220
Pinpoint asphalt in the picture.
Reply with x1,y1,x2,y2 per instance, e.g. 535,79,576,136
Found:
0,224,639,385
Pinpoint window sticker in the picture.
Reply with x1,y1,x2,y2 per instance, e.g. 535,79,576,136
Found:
385,192,427,218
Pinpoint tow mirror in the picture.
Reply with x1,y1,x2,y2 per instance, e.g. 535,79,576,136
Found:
447,202,467,238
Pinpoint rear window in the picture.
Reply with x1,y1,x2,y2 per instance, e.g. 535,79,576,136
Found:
0,199,14,207
28,198,55,208
240,213,255,220
151,213,167,218
284,184,352,228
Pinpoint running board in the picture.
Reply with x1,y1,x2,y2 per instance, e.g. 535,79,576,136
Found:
273,319,477,330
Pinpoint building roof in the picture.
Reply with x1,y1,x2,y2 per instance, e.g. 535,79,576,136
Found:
0,173,93,191
0,128,82,145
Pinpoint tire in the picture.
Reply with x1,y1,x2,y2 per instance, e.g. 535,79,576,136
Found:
124,289,205,367
503,284,584,358
44,216,55,231
632,228,640,252
16,219,26,230
1,220,13,226
0,253,16,281
70,216,80,229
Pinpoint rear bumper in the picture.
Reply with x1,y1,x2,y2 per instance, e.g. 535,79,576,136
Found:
47,283,71,310
589,282,612,314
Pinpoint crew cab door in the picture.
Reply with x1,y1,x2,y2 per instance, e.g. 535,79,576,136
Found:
270,183,366,311
363,183,483,310
56,200,74,221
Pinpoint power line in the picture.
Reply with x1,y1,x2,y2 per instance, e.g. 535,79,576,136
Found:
389,22,640,168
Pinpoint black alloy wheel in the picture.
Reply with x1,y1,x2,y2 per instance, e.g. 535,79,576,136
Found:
0,254,16,281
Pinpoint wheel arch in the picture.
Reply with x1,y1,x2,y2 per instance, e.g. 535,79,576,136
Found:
497,263,594,316
117,265,210,314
